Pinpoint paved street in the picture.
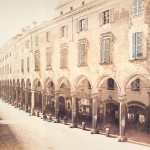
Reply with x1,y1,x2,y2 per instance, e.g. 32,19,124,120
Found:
0,100,149,150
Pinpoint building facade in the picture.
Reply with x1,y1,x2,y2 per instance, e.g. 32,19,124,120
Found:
0,0,150,140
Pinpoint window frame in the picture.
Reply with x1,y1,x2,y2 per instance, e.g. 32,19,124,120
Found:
60,44,68,69
133,0,143,16
78,38,88,66
132,32,143,60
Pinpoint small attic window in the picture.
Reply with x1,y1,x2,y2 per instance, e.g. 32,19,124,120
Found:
82,1,85,6
60,11,63,15
70,7,73,11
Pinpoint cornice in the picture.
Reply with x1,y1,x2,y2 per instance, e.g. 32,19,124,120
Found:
0,0,115,52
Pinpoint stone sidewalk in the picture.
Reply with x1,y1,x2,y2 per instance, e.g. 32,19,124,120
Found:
0,100,150,150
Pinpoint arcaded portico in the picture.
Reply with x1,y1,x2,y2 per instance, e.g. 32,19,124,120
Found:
0,0,150,142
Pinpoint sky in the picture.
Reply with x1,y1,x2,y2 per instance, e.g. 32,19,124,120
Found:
0,0,59,48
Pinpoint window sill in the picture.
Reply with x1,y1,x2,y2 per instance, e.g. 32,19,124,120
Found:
60,66,68,69
77,64,87,67
129,57,146,62
99,62,112,65
46,66,52,70
133,12,143,17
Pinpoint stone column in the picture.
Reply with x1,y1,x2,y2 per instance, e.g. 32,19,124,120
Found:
91,95,99,134
25,89,29,112
15,88,18,107
118,95,127,142
70,95,77,128
31,90,35,115
54,92,60,123
20,90,23,109
42,90,46,115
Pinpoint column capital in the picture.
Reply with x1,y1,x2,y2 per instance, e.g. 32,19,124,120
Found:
118,95,126,102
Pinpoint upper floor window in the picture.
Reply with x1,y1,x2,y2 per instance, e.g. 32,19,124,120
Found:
77,18,88,32
101,37,110,63
25,40,30,49
46,31,51,42
46,48,52,69
70,7,73,11
60,25,68,37
100,32,113,64
133,0,142,15
131,78,140,91
78,39,88,66
35,36,38,46
82,1,85,6
99,9,114,26
60,11,63,15
60,44,68,68
21,59,24,73
107,78,114,90
132,32,142,59
34,51,40,71
27,57,30,72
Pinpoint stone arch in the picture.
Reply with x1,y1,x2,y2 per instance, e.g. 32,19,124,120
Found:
32,78,42,91
96,75,121,94
124,74,150,93
26,79,31,90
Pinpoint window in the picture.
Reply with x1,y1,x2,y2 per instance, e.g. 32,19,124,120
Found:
70,7,73,11
107,78,114,90
99,9,114,26
27,57,30,72
131,78,140,91
101,37,110,63
133,0,142,15
60,44,68,68
25,40,30,49
21,59,24,73
60,26,68,37
132,32,142,59
78,39,88,66
77,18,88,32
46,31,51,42
60,11,63,15
35,36,38,46
34,51,40,71
82,1,85,6
46,51,52,69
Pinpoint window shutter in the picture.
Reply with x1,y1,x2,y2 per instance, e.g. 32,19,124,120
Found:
101,39,105,63
85,18,88,31
80,44,85,65
99,13,103,26
138,0,142,13
132,33,136,59
104,38,110,63
136,32,142,58
109,9,114,23
133,0,137,15
65,25,68,36
59,27,62,37
76,20,80,33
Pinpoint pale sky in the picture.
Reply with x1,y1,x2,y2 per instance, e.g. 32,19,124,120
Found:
0,0,59,48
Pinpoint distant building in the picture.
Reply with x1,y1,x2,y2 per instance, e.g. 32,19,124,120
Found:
0,0,150,140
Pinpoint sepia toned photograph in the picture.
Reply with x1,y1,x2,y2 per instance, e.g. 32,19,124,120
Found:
0,0,150,149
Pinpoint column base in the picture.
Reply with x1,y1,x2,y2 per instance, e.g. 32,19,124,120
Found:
91,129,99,134
70,123,77,128
54,119,60,123
118,136,127,142
29,110,36,116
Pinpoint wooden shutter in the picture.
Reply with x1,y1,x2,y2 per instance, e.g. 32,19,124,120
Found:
99,13,103,26
85,18,88,31
138,0,142,13
101,39,105,63
132,33,136,59
136,32,142,58
65,25,68,36
109,9,114,23
104,38,110,63
80,44,85,65
133,0,137,15
76,20,80,33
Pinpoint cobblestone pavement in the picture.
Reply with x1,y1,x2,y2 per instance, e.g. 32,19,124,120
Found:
0,100,150,150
